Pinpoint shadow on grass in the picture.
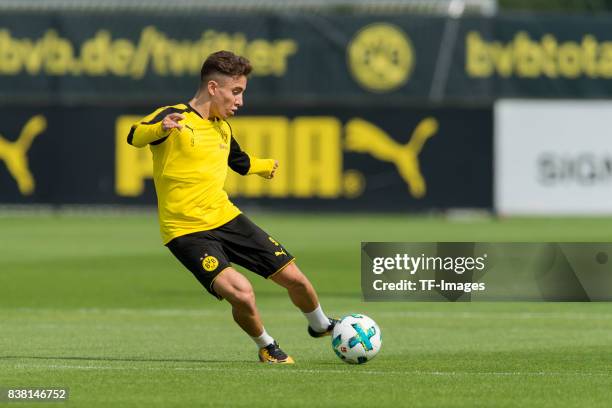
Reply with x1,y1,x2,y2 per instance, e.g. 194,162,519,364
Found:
0,355,251,364
154,289,361,299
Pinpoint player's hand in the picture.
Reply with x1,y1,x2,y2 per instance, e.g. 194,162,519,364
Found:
162,113,185,131
267,161,279,179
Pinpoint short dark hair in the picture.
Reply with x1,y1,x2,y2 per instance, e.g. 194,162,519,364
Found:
200,50,252,83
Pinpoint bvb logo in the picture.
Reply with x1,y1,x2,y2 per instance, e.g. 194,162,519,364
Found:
347,23,414,93
202,256,219,272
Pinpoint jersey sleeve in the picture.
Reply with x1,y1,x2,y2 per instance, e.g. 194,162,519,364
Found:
127,106,184,148
227,131,276,178
227,136,251,175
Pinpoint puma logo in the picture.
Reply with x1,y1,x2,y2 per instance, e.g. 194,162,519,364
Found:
345,117,438,198
0,115,46,195
275,249,287,257
185,125,195,147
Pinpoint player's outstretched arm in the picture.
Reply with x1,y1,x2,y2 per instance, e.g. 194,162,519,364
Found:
127,107,185,148
227,136,278,179
249,158,278,179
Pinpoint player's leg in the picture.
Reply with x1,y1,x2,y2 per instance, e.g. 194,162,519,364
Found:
166,231,293,364
212,268,294,364
216,214,338,338
268,261,318,311
212,267,262,336
270,262,338,337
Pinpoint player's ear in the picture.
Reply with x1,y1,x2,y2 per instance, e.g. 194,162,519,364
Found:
207,80,218,96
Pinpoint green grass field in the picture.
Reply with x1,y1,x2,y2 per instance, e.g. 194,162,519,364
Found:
1,213,612,407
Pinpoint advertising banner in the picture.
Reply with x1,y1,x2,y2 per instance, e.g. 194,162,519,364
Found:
0,12,444,104
495,100,612,215
3,12,612,102
452,14,612,99
0,105,492,210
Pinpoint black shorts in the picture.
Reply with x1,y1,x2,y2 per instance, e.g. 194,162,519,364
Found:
166,214,295,300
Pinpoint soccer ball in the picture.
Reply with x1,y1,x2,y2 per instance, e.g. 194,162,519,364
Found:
332,314,382,364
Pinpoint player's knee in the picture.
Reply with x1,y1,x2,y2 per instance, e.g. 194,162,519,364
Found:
231,286,256,310
284,271,310,291
272,262,312,291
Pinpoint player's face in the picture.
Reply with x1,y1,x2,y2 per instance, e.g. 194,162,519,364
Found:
210,75,247,119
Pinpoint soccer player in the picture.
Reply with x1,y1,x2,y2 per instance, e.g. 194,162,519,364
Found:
127,50,337,364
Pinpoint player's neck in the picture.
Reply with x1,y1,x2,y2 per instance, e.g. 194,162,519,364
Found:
188,97,214,121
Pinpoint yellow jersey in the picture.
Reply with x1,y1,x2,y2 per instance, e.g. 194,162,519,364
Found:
127,103,275,244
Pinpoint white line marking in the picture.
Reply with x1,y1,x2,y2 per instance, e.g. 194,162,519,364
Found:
4,362,610,377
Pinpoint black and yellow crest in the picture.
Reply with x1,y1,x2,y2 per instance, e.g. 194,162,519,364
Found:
214,122,230,144
202,255,219,272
